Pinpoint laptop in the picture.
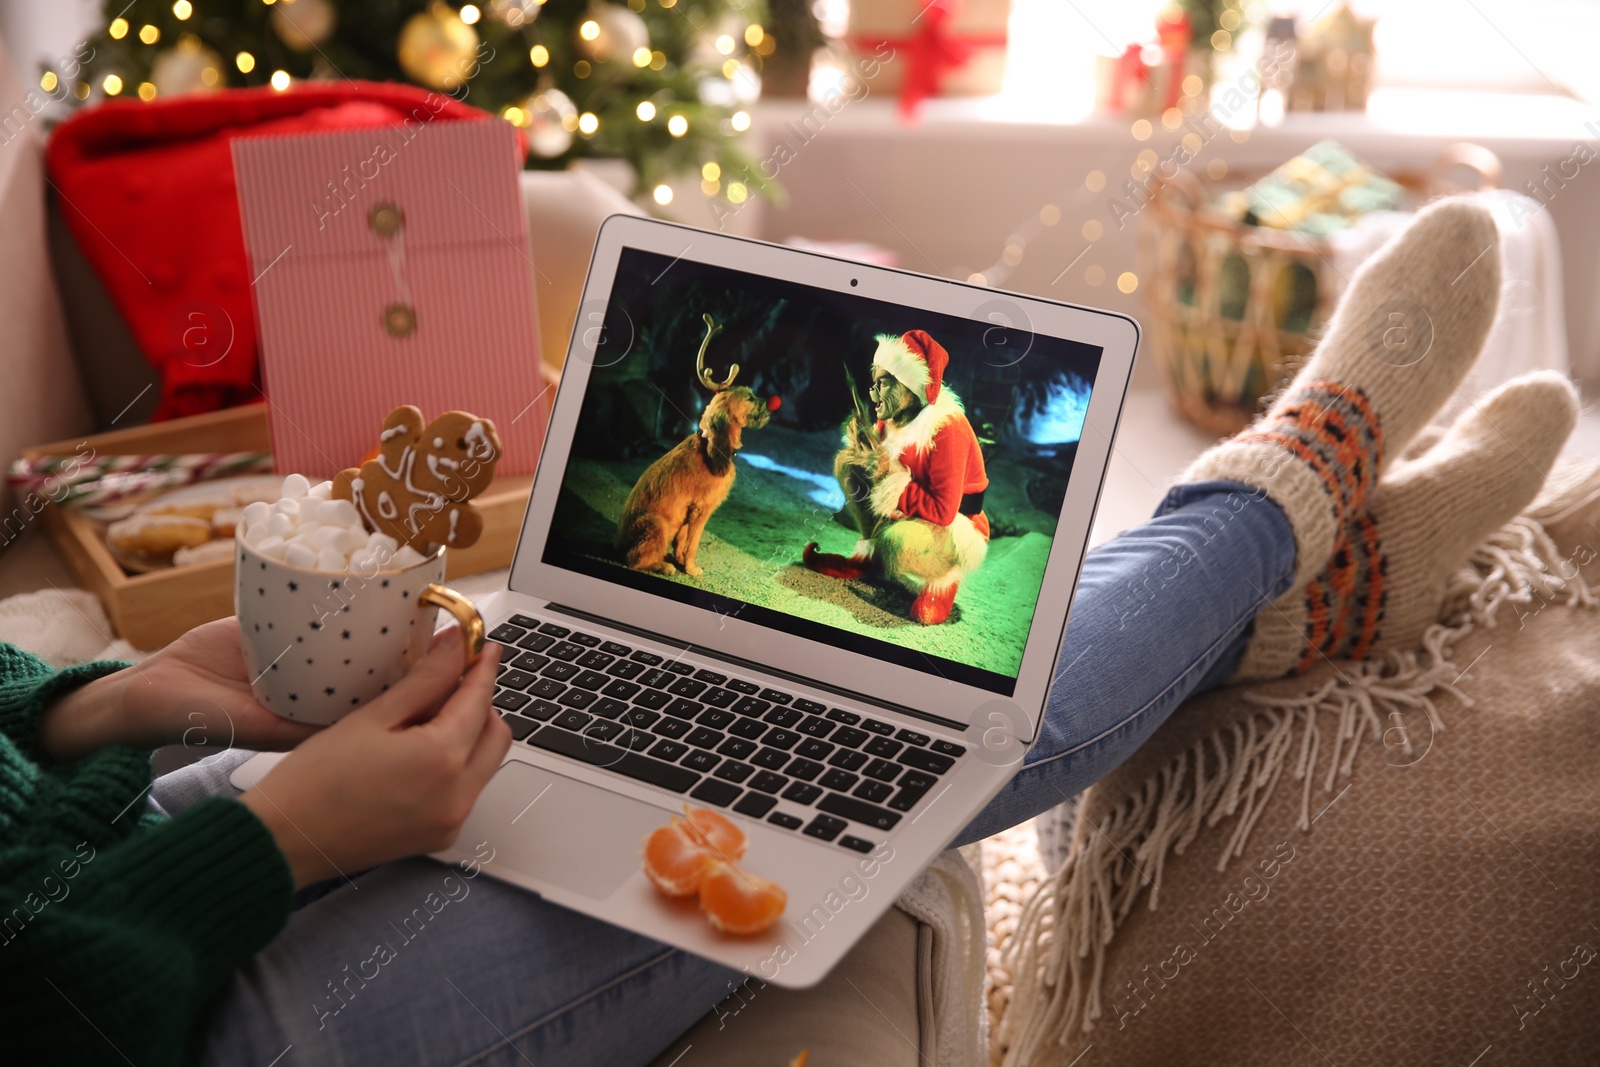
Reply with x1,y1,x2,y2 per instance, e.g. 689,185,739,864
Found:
236,214,1138,988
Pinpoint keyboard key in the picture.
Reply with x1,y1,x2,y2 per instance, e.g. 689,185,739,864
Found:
664,660,695,676
649,740,689,762
590,698,629,720
863,758,902,782
795,739,834,761
827,749,868,772
763,707,803,728
668,678,707,699
888,779,933,812
818,793,901,832
651,717,691,739
601,641,633,657
503,714,540,741
701,687,737,709
685,726,724,750
517,632,555,653
557,688,597,710
682,749,720,773
782,781,823,805
832,727,869,749
633,689,672,711
694,669,727,685
784,757,824,782
732,696,771,718
865,736,903,759
825,708,861,725
511,652,551,673
697,709,736,730
499,669,538,691
639,668,674,689
751,747,789,770
530,678,566,700
717,737,757,760
896,729,931,747
759,688,793,704
900,748,955,775
803,814,847,842
543,662,580,682
931,739,966,758
726,679,761,695
745,771,784,796
793,698,827,715
861,718,895,736
630,650,663,665
577,650,614,670
853,780,893,803
527,726,698,792
493,690,532,712
537,622,570,637
713,760,754,783
582,720,623,743
618,707,659,729
554,709,592,731
728,718,767,740
797,716,834,738
838,835,876,854
548,641,584,661
691,779,741,807
819,769,859,792
622,729,655,751
665,698,704,720
572,670,608,691
768,811,804,830
734,792,777,817
523,699,561,721
603,679,641,700
607,660,644,680
509,614,542,629
489,623,528,644
763,728,801,750
568,632,601,647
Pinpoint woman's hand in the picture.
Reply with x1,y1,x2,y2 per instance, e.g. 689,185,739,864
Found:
237,629,509,889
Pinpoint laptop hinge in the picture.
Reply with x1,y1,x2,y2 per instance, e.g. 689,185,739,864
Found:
541,602,969,733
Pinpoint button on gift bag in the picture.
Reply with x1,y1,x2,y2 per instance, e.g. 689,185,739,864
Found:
232,118,550,478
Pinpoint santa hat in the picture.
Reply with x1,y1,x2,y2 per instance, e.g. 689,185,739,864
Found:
872,330,949,405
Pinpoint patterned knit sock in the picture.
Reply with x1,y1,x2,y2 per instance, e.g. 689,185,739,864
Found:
1235,371,1578,678
1175,198,1502,673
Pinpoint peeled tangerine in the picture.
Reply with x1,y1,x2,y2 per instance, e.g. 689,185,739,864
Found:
698,860,788,936
641,808,746,897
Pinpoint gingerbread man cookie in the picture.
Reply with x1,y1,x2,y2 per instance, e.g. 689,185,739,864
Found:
332,405,501,551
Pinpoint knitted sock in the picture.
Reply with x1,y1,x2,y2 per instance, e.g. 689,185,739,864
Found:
1176,198,1502,670
1235,371,1578,679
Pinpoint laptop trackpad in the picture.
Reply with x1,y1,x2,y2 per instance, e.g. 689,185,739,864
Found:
467,758,671,900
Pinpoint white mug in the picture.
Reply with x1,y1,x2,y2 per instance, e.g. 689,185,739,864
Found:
235,535,484,725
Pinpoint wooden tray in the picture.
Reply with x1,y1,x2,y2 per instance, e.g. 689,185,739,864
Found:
23,399,542,650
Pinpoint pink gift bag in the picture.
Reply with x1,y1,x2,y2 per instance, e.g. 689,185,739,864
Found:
233,118,549,477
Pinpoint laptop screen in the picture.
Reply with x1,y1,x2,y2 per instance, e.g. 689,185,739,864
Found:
542,247,1103,695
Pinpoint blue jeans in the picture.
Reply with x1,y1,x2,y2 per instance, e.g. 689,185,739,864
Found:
165,482,1294,1067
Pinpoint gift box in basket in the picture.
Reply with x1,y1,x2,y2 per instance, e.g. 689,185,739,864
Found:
232,118,551,478
1137,140,1501,435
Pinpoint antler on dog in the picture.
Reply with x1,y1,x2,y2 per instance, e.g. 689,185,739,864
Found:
695,313,739,392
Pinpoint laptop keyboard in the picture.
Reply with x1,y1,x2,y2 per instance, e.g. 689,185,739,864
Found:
486,614,968,855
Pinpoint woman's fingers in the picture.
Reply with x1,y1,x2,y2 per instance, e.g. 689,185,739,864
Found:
423,640,501,758
351,626,470,729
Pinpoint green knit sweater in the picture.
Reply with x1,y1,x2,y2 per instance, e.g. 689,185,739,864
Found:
0,643,293,1065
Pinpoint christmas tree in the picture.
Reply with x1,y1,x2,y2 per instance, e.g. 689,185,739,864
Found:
59,0,774,206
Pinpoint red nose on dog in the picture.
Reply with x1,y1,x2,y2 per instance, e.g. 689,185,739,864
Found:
767,395,782,412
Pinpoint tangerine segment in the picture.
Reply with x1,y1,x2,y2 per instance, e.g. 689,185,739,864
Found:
699,859,787,935
681,807,746,860
642,822,714,897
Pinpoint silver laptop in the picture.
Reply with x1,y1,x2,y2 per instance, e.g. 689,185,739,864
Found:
241,215,1137,988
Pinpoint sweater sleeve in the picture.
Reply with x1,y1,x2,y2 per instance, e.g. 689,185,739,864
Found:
3,796,294,1067
897,427,969,526
0,643,131,763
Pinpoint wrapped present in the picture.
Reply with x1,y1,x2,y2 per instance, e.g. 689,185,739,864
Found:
846,0,1010,118
1219,140,1403,239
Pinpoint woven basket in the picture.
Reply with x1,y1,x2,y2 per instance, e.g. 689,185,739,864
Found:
1138,143,1501,436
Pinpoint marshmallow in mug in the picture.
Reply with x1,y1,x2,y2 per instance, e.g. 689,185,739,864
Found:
239,473,428,574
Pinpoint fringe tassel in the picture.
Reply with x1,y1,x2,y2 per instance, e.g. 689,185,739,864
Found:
998,462,1599,1065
